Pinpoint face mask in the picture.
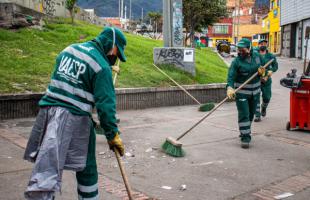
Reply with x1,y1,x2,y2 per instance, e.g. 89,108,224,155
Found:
238,50,249,59
259,46,267,51
107,55,117,66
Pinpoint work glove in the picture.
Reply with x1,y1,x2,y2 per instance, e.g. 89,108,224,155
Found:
258,66,266,76
267,70,273,77
227,86,236,100
108,133,124,156
112,65,120,73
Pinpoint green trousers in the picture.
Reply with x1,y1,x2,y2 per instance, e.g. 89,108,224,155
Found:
236,94,259,140
255,81,272,118
76,124,99,200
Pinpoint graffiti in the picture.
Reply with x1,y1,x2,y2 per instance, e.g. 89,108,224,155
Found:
172,1,183,47
157,48,185,67
41,0,56,16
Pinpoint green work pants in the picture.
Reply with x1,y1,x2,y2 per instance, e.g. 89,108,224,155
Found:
236,94,260,140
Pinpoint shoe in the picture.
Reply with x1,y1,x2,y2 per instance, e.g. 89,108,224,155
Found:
240,135,251,149
116,118,120,123
261,105,267,117
241,141,250,149
254,117,261,122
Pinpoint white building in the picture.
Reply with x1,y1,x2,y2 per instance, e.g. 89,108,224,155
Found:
281,0,310,59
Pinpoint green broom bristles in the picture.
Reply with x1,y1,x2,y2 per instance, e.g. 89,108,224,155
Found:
199,103,215,112
161,139,185,157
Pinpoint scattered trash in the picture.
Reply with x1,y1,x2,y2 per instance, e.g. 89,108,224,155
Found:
145,148,153,153
150,156,156,159
171,159,176,162
98,152,106,155
179,185,186,191
274,192,294,199
161,186,172,190
7,156,12,159
162,155,166,158
125,152,135,157
192,160,224,166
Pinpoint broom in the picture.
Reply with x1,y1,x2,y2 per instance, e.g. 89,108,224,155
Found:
162,59,274,157
152,64,215,112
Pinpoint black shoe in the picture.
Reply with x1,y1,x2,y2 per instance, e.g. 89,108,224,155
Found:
254,117,261,122
241,141,250,149
261,107,267,117
240,135,251,149
116,118,120,123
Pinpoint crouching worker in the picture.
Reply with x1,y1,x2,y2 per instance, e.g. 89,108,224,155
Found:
226,38,265,148
23,27,127,200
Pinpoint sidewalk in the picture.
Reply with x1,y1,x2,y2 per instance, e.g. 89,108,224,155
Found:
0,57,310,200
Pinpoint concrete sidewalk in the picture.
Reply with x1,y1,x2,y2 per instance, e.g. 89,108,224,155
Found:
0,57,310,200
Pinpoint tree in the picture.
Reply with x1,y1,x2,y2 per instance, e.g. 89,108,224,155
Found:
183,0,227,46
147,12,163,39
66,0,77,24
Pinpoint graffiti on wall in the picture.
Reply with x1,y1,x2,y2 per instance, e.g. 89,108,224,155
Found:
172,0,183,47
41,0,56,16
157,48,185,67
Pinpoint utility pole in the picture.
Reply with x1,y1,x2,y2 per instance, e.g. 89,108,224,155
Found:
129,0,132,20
141,7,144,21
121,0,124,19
119,0,121,18
233,0,237,44
125,5,127,20
237,0,241,42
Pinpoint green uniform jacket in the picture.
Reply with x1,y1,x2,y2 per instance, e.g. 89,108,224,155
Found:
261,52,278,85
227,51,265,98
39,40,118,140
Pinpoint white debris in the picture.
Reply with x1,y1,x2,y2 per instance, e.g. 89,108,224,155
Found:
161,186,172,190
145,148,153,153
125,152,133,157
150,156,156,159
274,192,294,199
179,185,186,191
7,156,12,159
98,152,106,155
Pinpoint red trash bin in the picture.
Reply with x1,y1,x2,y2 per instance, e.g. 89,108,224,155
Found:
287,79,310,130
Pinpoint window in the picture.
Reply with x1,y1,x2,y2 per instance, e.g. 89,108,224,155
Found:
213,25,229,34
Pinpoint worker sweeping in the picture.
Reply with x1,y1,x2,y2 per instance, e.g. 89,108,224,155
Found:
227,38,265,148
254,39,278,122
23,27,126,200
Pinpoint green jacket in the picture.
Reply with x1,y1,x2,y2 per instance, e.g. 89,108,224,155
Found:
227,51,265,98
261,51,278,85
39,39,118,140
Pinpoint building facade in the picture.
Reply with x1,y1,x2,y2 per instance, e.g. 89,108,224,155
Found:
259,0,281,53
205,18,233,47
280,0,310,59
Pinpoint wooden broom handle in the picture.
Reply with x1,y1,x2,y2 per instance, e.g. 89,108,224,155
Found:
176,59,274,141
152,64,201,105
114,148,134,200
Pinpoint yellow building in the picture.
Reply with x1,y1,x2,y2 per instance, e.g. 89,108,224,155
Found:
267,0,281,53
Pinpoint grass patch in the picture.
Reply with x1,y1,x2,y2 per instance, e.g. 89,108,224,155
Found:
0,18,227,93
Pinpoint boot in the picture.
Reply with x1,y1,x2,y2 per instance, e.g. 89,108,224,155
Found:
240,134,251,149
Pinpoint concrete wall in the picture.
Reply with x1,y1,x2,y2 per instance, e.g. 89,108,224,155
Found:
0,84,226,120
0,0,67,17
153,47,196,76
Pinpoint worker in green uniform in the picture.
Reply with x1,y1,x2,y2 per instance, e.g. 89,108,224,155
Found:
227,38,265,148
24,27,126,200
254,39,278,122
